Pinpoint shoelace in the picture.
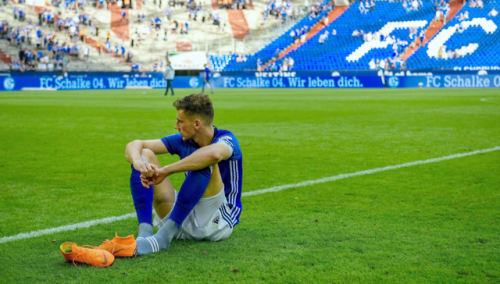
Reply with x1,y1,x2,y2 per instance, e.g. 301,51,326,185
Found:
96,239,134,255
71,245,95,267
95,239,116,254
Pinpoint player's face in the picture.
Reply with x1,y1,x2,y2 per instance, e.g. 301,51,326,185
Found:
175,110,197,141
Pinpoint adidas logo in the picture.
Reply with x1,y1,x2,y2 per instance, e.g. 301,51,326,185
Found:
212,216,220,224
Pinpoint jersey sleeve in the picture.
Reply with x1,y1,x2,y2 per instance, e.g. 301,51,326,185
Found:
214,132,242,161
161,133,184,156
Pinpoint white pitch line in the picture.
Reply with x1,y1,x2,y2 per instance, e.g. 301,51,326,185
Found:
1,146,499,244
242,146,500,197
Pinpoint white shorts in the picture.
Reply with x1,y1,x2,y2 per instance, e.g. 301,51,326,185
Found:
153,187,233,242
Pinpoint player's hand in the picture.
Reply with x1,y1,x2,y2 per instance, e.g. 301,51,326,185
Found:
133,160,156,178
140,165,169,186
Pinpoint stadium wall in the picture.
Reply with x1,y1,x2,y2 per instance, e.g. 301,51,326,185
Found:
1,70,500,91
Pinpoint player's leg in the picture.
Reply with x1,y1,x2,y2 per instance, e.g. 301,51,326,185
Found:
208,79,214,94
179,163,233,241
140,149,176,219
170,164,231,240
201,80,205,93
168,80,174,96
130,149,175,239
136,164,222,254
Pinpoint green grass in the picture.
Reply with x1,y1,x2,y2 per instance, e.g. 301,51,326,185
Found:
0,88,499,283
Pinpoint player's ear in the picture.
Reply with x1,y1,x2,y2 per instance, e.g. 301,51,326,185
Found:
194,118,202,129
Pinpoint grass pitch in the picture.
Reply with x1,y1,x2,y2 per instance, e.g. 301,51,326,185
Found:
0,88,499,283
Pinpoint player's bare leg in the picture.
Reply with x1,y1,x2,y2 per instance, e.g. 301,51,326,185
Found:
135,163,223,255
140,149,175,220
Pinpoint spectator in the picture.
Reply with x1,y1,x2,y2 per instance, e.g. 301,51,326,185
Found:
282,58,289,71
96,39,102,54
121,10,127,23
443,3,450,23
80,27,86,42
447,49,453,59
318,33,325,44
411,0,419,10
477,0,483,9
359,1,366,14
438,45,444,58
434,8,442,22
352,29,360,36
369,58,376,69
370,0,375,12
83,46,90,60
489,8,498,17
419,29,425,44
403,0,409,12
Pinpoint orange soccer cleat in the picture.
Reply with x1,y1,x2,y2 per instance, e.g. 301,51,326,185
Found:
95,233,137,258
60,242,114,267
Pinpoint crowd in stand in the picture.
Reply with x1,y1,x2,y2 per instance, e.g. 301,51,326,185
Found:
217,0,250,9
262,0,326,27
352,25,429,70
369,57,405,70
358,0,375,13
48,0,131,10
402,0,424,13
1,2,117,71
1,0,225,71
263,56,294,71
433,1,450,23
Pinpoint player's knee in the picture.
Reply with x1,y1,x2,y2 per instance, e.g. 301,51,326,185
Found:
141,148,156,162
153,192,172,204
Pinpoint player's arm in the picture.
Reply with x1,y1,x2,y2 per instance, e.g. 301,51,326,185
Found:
125,139,168,176
145,143,231,185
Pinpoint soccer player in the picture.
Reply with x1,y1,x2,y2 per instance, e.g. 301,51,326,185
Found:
162,61,175,96
201,64,214,94
98,94,242,256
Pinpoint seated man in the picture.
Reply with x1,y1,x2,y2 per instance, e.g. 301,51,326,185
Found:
63,94,243,265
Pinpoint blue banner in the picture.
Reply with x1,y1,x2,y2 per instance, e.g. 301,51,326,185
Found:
2,70,500,91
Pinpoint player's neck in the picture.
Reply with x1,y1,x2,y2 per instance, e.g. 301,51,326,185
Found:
193,126,215,147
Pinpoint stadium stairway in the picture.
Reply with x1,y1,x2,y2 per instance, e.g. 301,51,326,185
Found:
402,0,465,60
261,4,349,70
226,9,250,40
210,0,252,40
110,7,130,42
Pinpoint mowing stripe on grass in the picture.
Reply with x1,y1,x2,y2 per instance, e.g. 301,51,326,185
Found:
1,146,499,244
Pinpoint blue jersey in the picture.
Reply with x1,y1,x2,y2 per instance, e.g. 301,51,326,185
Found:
204,67,210,79
161,127,243,226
